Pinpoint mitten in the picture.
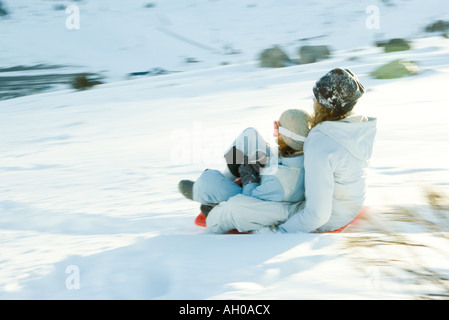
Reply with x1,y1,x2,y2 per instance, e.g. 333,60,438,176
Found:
238,162,260,186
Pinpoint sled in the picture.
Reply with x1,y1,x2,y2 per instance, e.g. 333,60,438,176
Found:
195,207,367,234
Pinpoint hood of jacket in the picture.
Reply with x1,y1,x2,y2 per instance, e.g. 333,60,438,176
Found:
312,113,377,160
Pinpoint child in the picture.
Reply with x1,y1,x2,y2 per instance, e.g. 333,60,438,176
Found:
178,109,311,215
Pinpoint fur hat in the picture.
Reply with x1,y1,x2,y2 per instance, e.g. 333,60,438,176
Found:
313,68,365,115
279,109,311,151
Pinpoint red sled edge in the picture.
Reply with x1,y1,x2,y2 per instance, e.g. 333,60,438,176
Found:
194,207,368,234
326,206,368,233
194,212,207,227
194,212,251,234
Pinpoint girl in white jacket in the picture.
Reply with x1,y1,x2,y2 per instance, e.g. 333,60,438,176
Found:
205,68,377,233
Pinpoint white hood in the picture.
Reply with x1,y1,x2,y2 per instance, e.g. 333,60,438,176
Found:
313,113,377,161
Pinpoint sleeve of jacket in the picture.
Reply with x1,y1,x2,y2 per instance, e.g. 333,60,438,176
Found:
241,175,285,202
278,135,335,233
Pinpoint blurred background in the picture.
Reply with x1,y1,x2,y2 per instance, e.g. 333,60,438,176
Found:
1,0,448,100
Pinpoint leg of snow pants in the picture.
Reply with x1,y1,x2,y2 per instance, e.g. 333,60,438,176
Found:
193,169,243,204
205,194,291,233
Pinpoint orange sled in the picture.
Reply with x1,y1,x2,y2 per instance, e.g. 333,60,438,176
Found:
194,207,367,234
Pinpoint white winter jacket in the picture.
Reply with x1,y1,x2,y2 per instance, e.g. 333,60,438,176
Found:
279,113,377,233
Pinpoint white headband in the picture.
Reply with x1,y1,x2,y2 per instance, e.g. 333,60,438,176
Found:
279,126,307,142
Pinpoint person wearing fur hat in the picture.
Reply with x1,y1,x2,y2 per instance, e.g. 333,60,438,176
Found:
204,68,377,234
178,108,311,214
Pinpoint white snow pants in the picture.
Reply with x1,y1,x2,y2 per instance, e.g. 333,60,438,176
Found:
206,194,301,233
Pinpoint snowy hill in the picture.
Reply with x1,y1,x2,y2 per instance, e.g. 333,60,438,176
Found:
1,0,449,80
1,0,449,300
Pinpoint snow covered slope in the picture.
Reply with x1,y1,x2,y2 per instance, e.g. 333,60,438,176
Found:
1,0,449,300
1,0,448,80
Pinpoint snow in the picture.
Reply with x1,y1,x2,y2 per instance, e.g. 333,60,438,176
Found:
1,0,449,300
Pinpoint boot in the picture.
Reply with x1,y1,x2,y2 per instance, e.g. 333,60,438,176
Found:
178,180,194,200
200,204,217,217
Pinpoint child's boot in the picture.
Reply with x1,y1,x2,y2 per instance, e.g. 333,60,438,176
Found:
178,180,194,200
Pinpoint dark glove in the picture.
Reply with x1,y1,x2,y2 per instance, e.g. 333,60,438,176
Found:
238,151,268,186
238,162,260,186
